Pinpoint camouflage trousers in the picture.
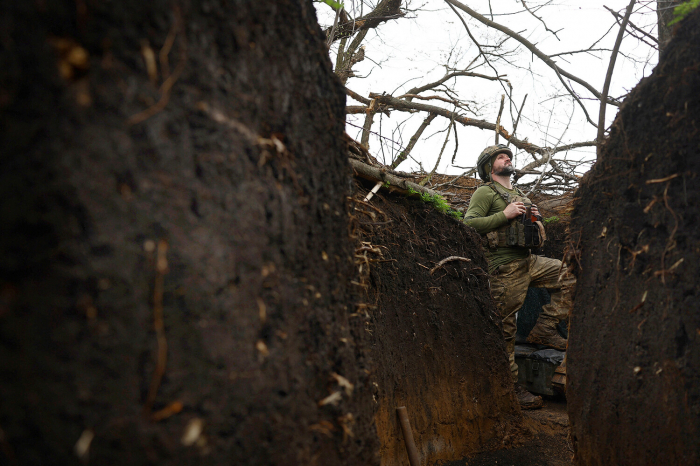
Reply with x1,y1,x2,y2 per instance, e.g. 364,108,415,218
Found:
490,254,576,382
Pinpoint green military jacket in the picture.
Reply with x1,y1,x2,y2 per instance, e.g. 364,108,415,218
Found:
464,181,529,273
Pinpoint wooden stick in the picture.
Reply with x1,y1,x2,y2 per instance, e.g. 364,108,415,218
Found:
397,407,421,466
364,181,383,202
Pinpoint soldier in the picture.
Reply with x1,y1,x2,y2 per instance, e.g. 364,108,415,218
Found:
464,144,575,410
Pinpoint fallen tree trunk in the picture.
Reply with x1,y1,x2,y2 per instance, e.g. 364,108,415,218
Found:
349,158,442,197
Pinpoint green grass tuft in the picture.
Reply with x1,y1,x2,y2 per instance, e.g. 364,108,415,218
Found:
669,0,700,25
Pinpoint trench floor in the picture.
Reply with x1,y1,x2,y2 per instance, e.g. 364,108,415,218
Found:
447,397,573,466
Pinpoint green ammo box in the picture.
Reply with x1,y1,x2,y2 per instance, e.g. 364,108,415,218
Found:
515,344,565,396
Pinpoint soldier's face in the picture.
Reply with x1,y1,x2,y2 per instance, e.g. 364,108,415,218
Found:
492,152,514,177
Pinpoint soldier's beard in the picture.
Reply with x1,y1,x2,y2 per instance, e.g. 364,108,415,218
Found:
493,165,515,177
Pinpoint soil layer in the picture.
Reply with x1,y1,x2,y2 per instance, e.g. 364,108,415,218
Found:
350,183,522,465
568,9,700,466
0,1,377,464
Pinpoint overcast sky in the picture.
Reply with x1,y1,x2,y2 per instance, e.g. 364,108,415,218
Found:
315,0,659,178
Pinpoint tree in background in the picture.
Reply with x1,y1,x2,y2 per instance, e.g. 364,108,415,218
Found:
316,0,669,194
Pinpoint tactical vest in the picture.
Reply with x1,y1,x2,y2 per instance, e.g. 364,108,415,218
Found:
482,182,546,249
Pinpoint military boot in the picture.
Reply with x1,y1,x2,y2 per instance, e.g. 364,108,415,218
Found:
514,384,543,410
526,320,567,350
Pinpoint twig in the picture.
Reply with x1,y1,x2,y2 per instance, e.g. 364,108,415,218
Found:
397,94,465,107
434,171,479,188
391,113,437,169
346,120,406,151
327,6,342,47
597,0,636,156
508,94,527,148
553,66,599,128
420,114,453,186
524,149,553,196
521,0,561,40
495,94,505,144
450,120,459,164
404,71,508,100
604,6,657,44
430,256,471,274
445,1,515,114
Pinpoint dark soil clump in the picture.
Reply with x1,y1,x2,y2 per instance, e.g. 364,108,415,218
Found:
568,9,700,466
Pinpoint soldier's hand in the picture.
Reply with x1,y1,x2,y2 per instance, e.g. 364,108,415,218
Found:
530,205,540,217
503,201,526,219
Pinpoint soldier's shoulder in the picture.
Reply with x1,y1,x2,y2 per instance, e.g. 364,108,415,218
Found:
473,184,496,195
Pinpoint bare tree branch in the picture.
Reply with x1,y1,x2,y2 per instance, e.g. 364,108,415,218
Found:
369,92,596,156
446,1,518,117
521,0,562,40
420,115,454,186
390,113,437,169
524,148,553,195
445,0,621,107
361,108,375,149
397,94,466,107
326,6,342,47
508,93,527,148
325,0,405,43
494,94,505,144
404,70,508,100
551,140,597,153
451,120,459,164
336,31,368,84
552,67,599,128
597,0,636,156
603,5,659,47
347,105,369,114
346,87,371,105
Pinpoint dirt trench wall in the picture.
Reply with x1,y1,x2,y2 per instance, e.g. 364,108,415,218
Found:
568,10,700,466
0,1,378,465
350,190,521,466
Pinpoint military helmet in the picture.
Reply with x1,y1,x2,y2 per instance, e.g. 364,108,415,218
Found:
476,144,513,181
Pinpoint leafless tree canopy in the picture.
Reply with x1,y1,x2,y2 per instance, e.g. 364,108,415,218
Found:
315,0,663,196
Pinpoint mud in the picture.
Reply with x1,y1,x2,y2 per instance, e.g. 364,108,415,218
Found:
350,182,523,465
444,399,573,466
0,1,377,464
568,9,700,465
